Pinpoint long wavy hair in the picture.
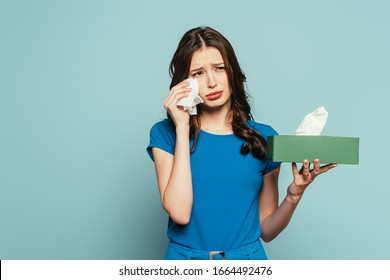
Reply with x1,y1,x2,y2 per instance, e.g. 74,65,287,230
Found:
169,26,267,160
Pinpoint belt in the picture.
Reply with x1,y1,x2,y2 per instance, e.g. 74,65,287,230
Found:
209,251,226,260
166,239,267,260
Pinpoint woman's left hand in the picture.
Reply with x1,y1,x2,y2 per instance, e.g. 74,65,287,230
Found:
288,159,337,200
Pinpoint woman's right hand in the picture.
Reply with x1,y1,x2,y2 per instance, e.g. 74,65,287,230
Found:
163,80,192,127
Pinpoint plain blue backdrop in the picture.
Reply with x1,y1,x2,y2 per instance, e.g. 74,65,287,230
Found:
1,0,389,259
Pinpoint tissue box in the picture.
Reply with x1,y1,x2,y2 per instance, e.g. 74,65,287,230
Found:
267,135,359,164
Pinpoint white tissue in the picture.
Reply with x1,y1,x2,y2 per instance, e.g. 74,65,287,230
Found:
295,106,328,135
177,78,204,115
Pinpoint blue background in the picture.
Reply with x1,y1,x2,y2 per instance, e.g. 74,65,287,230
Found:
1,0,389,259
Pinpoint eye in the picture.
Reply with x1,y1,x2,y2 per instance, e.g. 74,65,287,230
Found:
216,66,225,71
192,71,203,77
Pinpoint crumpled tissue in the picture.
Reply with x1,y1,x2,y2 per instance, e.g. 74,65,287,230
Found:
295,106,328,135
177,78,204,115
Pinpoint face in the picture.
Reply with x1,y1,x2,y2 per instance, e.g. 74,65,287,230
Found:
188,47,232,111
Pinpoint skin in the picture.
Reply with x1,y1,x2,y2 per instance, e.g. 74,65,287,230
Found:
153,46,336,242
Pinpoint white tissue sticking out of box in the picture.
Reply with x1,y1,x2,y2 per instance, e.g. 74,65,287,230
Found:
177,78,204,115
295,106,328,135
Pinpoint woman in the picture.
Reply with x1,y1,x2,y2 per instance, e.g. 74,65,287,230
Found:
146,26,336,260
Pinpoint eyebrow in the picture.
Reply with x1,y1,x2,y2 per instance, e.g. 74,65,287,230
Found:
190,62,225,73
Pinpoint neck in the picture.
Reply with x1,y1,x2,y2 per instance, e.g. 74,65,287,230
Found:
199,106,233,134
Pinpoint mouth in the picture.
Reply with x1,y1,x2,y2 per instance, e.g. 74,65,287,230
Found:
206,91,223,101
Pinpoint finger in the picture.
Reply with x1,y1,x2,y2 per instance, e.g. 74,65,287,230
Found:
166,92,190,111
164,80,189,105
292,162,299,176
170,80,191,95
177,79,190,86
172,92,191,105
312,158,320,177
302,159,310,178
164,87,190,108
319,163,337,174
164,84,191,108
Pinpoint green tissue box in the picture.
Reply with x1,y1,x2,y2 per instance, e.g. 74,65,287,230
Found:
267,135,359,164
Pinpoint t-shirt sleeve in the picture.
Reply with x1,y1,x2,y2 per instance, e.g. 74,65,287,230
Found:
263,125,282,174
146,120,176,161
247,121,281,174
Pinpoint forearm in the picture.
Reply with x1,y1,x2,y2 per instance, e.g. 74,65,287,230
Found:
261,183,302,242
162,124,193,224
260,160,336,242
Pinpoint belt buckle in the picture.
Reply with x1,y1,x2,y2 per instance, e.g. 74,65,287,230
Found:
209,251,225,260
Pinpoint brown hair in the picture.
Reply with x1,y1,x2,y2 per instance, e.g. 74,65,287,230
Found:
168,26,267,160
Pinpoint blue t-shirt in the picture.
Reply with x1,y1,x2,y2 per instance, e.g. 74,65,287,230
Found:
146,119,280,251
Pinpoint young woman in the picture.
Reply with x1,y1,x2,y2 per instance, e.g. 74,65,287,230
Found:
147,26,336,260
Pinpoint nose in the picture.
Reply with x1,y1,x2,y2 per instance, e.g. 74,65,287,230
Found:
207,72,217,89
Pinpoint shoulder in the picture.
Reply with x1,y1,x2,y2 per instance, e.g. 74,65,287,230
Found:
150,119,176,136
147,119,176,161
247,119,282,171
246,119,279,138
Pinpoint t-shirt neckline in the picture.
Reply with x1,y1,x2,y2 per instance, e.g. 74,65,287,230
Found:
199,129,235,137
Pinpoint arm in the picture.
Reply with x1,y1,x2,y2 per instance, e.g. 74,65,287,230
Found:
152,80,193,225
152,124,192,225
259,159,336,242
